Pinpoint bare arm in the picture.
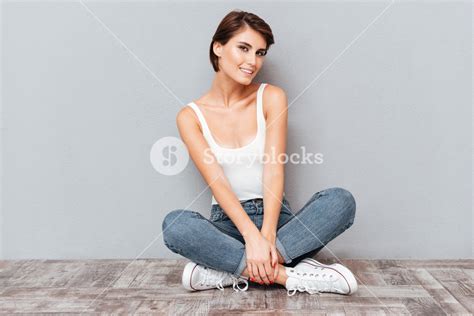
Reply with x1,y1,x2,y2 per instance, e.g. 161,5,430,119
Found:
261,85,288,237
176,107,260,239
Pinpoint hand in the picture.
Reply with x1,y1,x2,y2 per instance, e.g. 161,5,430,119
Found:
243,230,277,285
261,230,280,283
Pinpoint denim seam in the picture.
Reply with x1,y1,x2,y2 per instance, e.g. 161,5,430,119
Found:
276,236,292,264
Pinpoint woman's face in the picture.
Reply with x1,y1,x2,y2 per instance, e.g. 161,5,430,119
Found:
213,26,268,84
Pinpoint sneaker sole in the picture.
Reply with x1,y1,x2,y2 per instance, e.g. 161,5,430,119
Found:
300,258,358,295
182,262,199,291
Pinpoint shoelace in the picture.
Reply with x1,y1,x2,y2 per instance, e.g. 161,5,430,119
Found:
199,267,249,292
287,286,321,296
286,267,338,296
230,275,249,292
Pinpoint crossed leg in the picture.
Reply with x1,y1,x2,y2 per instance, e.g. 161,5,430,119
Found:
162,187,356,288
238,187,356,285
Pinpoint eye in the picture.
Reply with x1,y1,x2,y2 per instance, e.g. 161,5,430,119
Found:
239,46,267,57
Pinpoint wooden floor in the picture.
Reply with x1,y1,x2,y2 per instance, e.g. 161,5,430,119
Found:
0,258,472,315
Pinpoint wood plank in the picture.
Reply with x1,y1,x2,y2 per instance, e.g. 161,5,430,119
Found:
102,287,214,300
318,296,406,308
169,298,210,315
66,260,131,288
1,286,105,300
209,308,341,315
0,298,94,313
208,286,266,310
343,305,411,315
133,299,176,314
111,259,186,289
427,268,472,283
402,297,447,315
379,268,420,286
0,259,472,314
340,259,387,287
400,260,474,269
348,285,430,298
0,260,41,287
413,268,470,315
371,259,407,270
463,269,474,279
438,281,474,312
86,299,143,314
264,286,321,310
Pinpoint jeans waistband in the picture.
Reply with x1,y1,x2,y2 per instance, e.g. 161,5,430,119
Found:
211,197,289,213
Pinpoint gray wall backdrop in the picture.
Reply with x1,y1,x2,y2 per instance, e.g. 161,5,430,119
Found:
1,1,472,260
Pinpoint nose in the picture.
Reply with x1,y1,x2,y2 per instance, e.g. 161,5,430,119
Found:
246,53,256,66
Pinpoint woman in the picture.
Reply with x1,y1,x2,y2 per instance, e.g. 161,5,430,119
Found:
162,10,358,296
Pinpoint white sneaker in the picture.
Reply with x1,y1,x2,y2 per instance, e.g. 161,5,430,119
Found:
182,261,249,292
299,258,358,294
284,258,358,296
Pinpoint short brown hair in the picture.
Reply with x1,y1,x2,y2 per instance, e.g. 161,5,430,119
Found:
209,10,275,72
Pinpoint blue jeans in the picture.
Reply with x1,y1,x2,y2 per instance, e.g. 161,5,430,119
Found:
162,187,356,278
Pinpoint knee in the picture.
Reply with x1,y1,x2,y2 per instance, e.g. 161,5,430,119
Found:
326,187,356,226
162,209,190,248
162,209,184,231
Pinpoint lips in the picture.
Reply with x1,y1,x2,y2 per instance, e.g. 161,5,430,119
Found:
240,67,254,74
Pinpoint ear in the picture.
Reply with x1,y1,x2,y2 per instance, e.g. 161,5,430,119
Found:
213,42,222,57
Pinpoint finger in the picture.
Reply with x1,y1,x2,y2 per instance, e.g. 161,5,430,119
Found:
255,262,262,283
259,263,271,285
247,261,255,282
263,261,274,284
251,262,261,283
255,264,264,284
264,254,274,283
253,263,263,284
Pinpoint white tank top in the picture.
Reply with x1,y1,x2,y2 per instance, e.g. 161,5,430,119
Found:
187,83,284,205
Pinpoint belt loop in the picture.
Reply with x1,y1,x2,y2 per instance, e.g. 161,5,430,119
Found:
252,199,261,214
254,199,261,212
252,199,257,209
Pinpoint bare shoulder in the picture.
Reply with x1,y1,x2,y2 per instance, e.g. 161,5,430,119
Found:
264,83,287,98
176,105,201,133
262,83,288,117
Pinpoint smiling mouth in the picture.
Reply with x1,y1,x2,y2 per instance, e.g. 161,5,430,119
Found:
240,68,254,75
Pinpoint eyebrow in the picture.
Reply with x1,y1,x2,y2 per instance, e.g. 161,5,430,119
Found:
237,41,267,51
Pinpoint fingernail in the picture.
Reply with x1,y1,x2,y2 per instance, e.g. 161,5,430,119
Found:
250,277,254,282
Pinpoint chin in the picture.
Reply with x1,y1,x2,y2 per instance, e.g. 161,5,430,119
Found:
239,75,255,85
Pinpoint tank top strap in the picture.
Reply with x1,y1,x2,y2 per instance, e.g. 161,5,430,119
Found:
256,83,267,133
186,102,215,145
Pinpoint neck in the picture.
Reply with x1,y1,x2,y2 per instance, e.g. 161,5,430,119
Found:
208,72,252,109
